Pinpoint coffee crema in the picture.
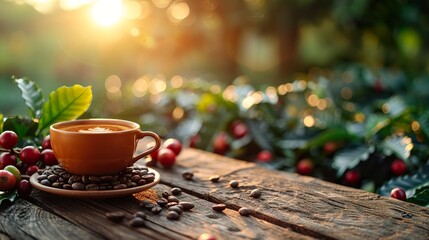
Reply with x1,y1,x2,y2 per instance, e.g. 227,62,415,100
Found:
60,124,131,133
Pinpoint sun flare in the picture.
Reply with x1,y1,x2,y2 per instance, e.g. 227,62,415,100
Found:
91,0,123,27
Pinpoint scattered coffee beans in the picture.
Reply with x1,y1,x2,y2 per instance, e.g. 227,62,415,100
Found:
167,211,180,220
212,204,226,212
179,202,195,211
238,207,252,216
229,180,239,188
133,211,147,219
167,195,179,203
156,198,168,207
209,175,220,182
105,211,125,222
36,165,156,191
168,206,183,214
171,187,182,195
129,217,146,227
151,205,163,214
250,189,261,198
182,171,194,180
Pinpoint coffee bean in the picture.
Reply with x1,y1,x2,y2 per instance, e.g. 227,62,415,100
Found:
142,175,155,183
144,203,158,211
168,206,182,214
86,183,99,191
72,182,86,190
182,171,194,181
156,198,168,207
151,205,163,214
137,179,146,186
212,204,226,212
105,211,125,222
229,180,239,188
88,176,101,183
113,184,127,190
63,184,72,190
37,175,47,181
47,174,60,182
100,175,114,182
41,179,52,186
250,189,261,198
131,175,141,182
133,211,147,219
238,207,252,216
179,202,195,211
209,175,220,182
59,172,71,179
166,211,180,220
166,202,178,208
171,187,182,195
82,175,90,184
167,196,179,203
118,176,127,184
139,200,153,208
161,190,170,198
52,182,62,188
129,217,145,227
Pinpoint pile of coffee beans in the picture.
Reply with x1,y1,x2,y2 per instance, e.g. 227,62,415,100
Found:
36,165,156,191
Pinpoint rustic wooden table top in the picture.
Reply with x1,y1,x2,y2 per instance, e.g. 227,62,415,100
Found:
1,148,429,240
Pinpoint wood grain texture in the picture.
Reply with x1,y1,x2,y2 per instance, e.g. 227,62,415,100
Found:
153,148,429,240
0,199,98,240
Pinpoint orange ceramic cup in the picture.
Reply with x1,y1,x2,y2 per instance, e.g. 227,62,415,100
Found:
50,118,161,176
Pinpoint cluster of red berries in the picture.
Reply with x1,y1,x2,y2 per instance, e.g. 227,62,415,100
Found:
0,130,58,197
149,138,182,169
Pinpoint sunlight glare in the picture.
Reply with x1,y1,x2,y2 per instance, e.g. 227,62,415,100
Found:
91,0,123,27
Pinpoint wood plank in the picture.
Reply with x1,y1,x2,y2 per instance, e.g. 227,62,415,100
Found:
29,183,311,240
154,148,429,240
0,199,99,240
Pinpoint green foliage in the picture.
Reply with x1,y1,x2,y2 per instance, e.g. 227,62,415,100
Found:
14,77,44,119
0,189,18,206
37,85,93,135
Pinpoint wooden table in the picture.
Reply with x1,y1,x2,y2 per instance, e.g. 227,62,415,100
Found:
1,148,429,240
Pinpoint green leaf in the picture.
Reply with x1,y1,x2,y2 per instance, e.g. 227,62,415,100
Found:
3,116,38,139
0,189,18,206
378,164,429,197
407,185,429,207
37,85,92,134
0,113,3,132
365,114,390,139
380,135,412,160
14,77,44,119
332,145,374,177
303,128,359,150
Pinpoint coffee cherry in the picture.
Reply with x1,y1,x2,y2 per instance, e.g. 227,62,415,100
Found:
41,149,58,166
189,134,201,148
26,165,39,176
344,170,361,186
391,159,406,176
20,146,41,165
0,152,17,169
163,138,182,155
296,159,313,175
390,187,406,201
42,135,52,149
0,131,18,149
17,179,32,198
230,120,248,139
213,132,229,155
157,148,176,169
323,141,337,155
0,170,16,191
257,150,272,163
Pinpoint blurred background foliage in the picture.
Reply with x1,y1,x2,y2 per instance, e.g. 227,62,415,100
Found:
2,0,429,201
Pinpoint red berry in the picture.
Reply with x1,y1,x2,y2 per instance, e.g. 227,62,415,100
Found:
323,141,337,155
26,165,39,176
390,187,406,201
20,146,41,165
391,159,406,176
296,159,313,175
150,148,160,161
0,131,18,149
163,138,182,156
230,120,248,139
257,150,272,163
0,169,16,191
42,135,52,149
213,132,229,155
157,148,176,168
17,179,32,198
0,152,17,169
189,134,201,148
344,170,361,186
41,149,58,166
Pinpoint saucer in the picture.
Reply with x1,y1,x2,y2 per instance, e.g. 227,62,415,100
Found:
29,167,160,199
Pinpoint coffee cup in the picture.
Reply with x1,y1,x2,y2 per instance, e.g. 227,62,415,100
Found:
50,118,161,176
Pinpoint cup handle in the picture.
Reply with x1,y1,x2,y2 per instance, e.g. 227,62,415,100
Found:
131,130,161,164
